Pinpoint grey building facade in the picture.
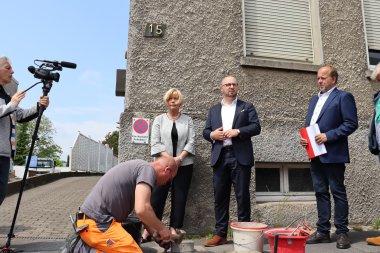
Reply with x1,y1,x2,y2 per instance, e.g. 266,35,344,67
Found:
117,0,380,235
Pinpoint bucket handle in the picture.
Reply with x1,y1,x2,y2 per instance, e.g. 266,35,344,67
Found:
274,234,279,253
233,230,265,249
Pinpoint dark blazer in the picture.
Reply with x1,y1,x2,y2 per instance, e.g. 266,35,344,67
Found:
305,88,358,163
203,99,261,167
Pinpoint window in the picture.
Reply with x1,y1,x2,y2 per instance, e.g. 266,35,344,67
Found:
368,50,380,66
255,162,315,202
242,0,323,70
363,0,380,67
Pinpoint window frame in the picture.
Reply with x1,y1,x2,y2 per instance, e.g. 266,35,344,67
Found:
255,162,316,203
241,0,323,72
362,0,380,69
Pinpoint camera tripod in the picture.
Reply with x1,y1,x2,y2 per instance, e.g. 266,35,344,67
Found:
1,80,53,253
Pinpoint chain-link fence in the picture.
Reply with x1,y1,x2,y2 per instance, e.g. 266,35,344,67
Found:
70,133,118,173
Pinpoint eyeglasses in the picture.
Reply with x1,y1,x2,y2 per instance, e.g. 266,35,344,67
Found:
223,83,238,87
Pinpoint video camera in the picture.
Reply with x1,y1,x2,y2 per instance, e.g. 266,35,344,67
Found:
28,59,77,82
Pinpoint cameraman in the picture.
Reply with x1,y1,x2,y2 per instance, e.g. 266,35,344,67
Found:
0,56,49,205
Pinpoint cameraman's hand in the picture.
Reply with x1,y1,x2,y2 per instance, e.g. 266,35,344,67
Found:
39,96,49,108
10,90,26,107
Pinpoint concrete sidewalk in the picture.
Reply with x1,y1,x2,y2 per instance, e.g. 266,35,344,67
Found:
140,231,380,253
3,231,380,253
1,176,380,253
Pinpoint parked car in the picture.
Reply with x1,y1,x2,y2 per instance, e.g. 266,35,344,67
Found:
29,158,55,175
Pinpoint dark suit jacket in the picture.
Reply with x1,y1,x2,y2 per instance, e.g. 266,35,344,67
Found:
305,88,358,163
203,99,261,167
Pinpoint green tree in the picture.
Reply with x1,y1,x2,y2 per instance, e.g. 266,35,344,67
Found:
14,122,31,165
55,159,64,167
15,115,62,165
102,130,119,156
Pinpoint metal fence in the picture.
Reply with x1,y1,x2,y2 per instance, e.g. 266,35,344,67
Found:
70,133,118,173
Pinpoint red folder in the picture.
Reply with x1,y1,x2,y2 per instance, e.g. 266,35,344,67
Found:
300,124,327,159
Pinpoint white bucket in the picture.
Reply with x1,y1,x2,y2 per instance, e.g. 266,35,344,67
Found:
230,221,268,252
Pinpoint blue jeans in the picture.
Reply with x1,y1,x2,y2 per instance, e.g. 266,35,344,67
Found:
212,149,252,237
0,156,10,205
310,158,348,235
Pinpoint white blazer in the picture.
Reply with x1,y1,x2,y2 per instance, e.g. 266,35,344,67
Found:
150,113,195,166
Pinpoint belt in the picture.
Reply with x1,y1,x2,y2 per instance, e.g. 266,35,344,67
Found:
222,145,233,151
76,212,87,220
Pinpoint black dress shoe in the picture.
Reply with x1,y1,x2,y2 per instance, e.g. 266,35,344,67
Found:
336,233,351,249
306,232,331,244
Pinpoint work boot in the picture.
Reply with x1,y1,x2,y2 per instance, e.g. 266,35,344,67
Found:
336,233,351,249
306,231,331,244
203,235,227,247
367,236,380,246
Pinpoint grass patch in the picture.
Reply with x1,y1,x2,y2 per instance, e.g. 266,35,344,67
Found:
227,226,233,239
372,218,380,230
204,227,214,240
351,225,363,232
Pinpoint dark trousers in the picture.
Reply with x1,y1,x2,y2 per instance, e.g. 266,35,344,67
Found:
310,158,348,235
151,164,193,228
212,149,252,237
0,156,10,205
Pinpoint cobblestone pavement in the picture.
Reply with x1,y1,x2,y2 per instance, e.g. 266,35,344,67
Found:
0,176,100,249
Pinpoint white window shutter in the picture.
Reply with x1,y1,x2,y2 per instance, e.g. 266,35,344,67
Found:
363,0,380,51
244,0,314,63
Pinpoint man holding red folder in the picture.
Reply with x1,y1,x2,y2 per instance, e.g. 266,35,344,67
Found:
300,64,358,249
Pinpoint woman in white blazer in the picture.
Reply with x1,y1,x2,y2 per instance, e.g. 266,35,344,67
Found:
142,88,195,242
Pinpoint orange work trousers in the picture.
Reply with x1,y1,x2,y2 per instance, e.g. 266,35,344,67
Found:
77,217,142,253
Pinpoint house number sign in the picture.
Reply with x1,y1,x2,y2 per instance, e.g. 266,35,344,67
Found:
144,23,165,37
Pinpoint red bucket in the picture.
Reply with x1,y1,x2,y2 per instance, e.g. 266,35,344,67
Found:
264,228,309,253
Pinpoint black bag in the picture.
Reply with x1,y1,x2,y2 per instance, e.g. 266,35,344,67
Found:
368,112,380,155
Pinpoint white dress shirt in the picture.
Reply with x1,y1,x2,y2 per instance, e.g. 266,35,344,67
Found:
310,87,335,126
221,98,237,146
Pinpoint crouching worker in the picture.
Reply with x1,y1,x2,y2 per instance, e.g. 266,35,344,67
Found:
74,157,178,253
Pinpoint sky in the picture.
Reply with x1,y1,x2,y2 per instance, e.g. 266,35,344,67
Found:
2,1,129,160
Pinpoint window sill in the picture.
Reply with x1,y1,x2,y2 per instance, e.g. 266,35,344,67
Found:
240,56,320,72
256,193,316,203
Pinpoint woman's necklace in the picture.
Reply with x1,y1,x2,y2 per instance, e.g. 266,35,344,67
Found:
167,112,181,121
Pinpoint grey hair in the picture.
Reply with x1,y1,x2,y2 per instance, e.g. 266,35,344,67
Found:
0,56,10,66
371,63,380,81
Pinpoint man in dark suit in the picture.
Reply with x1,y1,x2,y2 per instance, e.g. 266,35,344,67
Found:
300,64,358,249
202,76,261,247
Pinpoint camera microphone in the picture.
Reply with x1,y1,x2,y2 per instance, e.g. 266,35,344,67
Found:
36,59,77,69
28,66,36,74
60,61,77,69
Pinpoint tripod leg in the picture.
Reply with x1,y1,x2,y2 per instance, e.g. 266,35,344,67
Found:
3,105,46,250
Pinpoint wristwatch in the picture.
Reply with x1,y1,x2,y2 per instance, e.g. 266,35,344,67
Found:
236,129,240,135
